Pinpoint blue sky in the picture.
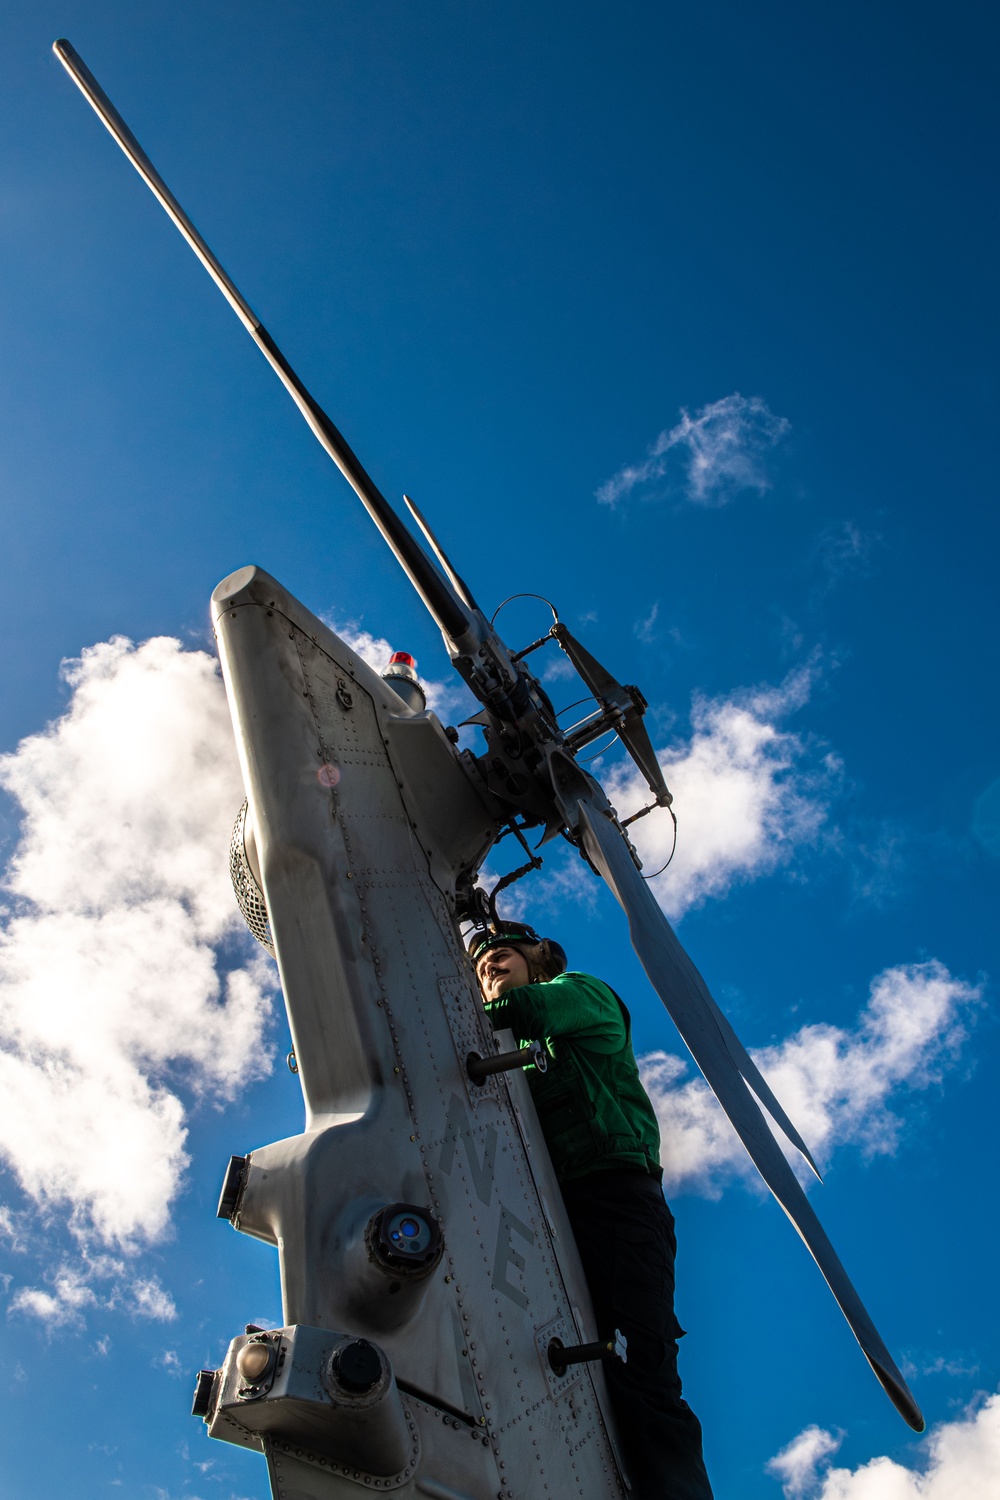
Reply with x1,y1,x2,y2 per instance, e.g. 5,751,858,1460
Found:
1,3,998,1497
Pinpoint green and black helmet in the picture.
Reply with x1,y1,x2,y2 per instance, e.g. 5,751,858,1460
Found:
467,922,567,975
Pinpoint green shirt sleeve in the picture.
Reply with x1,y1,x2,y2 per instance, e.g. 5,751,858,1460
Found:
485,971,626,1054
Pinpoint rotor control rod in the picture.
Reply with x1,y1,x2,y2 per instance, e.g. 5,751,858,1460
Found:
548,1331,628,1375
466,1041,548,1083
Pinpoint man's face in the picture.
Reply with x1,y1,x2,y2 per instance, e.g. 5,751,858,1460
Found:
476,944,530,1003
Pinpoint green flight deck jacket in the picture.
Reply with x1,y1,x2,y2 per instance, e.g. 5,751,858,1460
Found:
486,971,661,1184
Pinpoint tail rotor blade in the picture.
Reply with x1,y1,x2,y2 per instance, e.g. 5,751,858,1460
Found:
576,796,924,1432
699,983,822,1180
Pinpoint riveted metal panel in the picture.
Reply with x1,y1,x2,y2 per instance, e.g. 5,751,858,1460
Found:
211,566,626,1499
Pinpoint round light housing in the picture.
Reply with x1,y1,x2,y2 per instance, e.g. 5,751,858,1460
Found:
387,1210,432,1255
367,1202,442,1276
236,1340,273,1383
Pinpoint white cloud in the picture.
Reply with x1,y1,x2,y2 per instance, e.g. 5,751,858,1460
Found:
597,393,790,507
768,1425,844,1498
768,1389,1000,1498
814,520,882,593
0,636,275,1252
9,1288,76,1325
0,1204,28,1251
849,821,909,909
642,960,979,1197
903,1355,980,1381
635,601,660,644
607,665,831,921
541,654,578,684
129,1276,177,1321
492,663,829,931
9,1258,178,1328
9,1266,97,1328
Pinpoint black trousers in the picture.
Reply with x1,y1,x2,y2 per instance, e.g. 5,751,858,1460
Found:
560,1169,714,1500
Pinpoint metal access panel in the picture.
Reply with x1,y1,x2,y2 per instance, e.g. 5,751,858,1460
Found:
209,564,627,1500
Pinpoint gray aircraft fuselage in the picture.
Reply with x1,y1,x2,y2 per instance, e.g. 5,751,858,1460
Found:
207,564,629,1499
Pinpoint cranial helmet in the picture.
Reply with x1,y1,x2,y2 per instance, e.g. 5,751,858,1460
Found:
467,921,567,975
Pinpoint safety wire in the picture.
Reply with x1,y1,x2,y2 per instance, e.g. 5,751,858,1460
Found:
577,731,621,763
490,592,559,628
641,805,678,880
554,695,598,723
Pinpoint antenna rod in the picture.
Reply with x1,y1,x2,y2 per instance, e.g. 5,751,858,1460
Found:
52,38,471,645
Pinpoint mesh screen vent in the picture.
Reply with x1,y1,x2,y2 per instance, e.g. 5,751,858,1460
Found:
229,800,274,955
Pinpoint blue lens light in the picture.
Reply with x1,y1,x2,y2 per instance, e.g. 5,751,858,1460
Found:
385,1210,431,1255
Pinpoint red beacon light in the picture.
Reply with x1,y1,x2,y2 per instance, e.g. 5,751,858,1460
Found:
381,650,426,713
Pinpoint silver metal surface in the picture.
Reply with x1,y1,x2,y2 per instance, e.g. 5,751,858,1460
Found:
210,565,628,1496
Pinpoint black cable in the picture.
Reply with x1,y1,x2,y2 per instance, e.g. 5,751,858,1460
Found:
641,810,680,876
490,592,559,628
555,695,599,720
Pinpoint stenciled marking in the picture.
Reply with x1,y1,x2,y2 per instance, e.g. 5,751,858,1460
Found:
438,1093,497,1207
491,1203,536,1310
